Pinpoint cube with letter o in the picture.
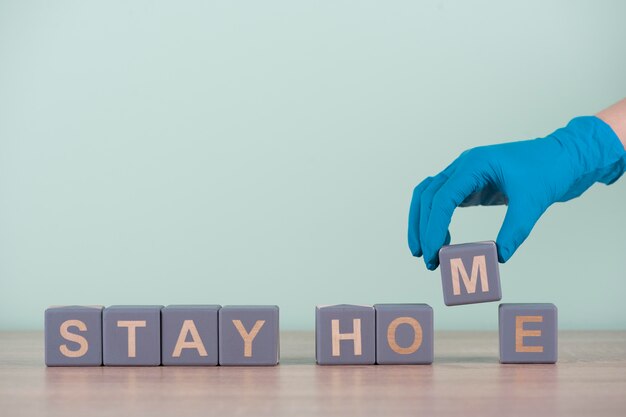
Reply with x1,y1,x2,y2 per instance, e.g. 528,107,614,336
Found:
374,304,433,365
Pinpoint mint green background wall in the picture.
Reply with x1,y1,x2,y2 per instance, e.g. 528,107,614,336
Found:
1,1,625,331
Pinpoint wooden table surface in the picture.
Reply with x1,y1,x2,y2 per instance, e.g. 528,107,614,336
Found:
0,331,625,417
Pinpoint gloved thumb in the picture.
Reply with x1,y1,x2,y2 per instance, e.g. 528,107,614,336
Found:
496,200,545,263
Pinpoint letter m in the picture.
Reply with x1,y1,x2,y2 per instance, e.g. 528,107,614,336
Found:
450,255,489,295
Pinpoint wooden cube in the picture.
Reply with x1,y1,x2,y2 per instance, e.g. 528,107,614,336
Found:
374,304,433,364
499,303,558,364
315,304,375,365
161,305,220,366
45,306,103,366
218,305,279,366
438,241,502,306
103,305,162,366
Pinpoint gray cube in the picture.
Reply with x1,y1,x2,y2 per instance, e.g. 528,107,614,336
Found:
438,241,502,306
374,304,433,365
218,305,279,366
103,305,162,366
315,304,375,365
45,306,103,367
161,305,220,366
499,303,558,364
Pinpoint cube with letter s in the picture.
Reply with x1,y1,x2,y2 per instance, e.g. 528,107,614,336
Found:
45,305,103,366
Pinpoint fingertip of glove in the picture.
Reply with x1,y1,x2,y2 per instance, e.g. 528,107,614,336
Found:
425,257,439,271
409,239,422,258
497,245,511,263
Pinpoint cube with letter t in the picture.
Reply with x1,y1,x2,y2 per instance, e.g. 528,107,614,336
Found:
45,306,103,366
315,304,375,365
499,303,558,364
438,241,502,306
103,305,162,366
218,305,279,366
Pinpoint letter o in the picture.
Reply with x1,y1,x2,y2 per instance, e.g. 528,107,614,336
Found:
386,317,422,355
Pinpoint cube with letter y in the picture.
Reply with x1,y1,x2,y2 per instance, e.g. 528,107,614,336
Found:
438,241,502,306
218,305,279,366
315,304,375,365
103,305,162,366
45,306,103,366
499,303,558,364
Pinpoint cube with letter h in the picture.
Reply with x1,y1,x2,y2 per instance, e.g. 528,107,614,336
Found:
499,303,558,364
315,304,375,365
45,306,104,366
218,305,279,366
438,241,502,306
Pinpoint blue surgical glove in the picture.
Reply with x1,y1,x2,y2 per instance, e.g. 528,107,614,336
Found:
408,116,626,270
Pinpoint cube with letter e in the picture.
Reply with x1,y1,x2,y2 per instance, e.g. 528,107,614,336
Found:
499,303,558,364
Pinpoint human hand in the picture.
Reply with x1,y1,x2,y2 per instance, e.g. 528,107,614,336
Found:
408,116,626,270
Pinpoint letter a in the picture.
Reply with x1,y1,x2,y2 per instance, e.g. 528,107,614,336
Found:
173,320,208,358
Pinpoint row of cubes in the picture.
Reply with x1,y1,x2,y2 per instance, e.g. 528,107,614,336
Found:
45,305,279,366
317,303,557,364
45,302,557,366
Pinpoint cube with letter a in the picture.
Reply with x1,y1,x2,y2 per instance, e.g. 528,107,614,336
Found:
315,304,375,365
438,241,502,306
499,303,558,364
161,305,220,366
45,305,103,366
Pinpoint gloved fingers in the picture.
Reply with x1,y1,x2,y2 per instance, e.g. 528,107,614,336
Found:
407,176,434,257
418,173,450,253
495,199,546,263
422,171,484,270
443,229,452,246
